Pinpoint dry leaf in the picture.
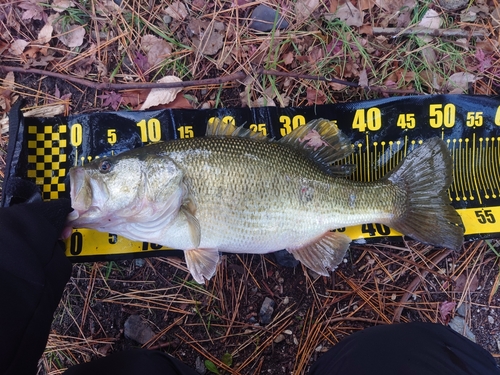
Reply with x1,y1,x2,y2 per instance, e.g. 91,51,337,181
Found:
121,90,149,109
252,96,276,107
189,20,225,56
282,52,294,65
18,1,46,21
164,93,193,109
418,9,441,29
164,1,188,20
141,35,172,67
1,72,15,91
419,70,442,90
9,39,29,56
375,0,410,13
306,87,327,105
295,0,320,22
453,272,479,292
445,72,477,93
58,25,85,47
95,0,122,16
358,69,368,87
359,0,375,10
140,76,183,110
38,23,53,44
335,1,363,27
420,45,437,65
0,72,15,111
439,301,456,324
52,0,75,12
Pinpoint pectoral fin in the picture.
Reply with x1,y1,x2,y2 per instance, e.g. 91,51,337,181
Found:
184,248,220,284
287,231,351,276
181,206,201,248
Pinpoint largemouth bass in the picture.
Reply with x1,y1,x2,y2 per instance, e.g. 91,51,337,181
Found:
68,119,464,283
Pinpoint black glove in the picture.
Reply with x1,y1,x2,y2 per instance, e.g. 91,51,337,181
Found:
0,199,73,375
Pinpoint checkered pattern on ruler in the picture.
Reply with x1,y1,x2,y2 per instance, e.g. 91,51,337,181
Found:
27,125,68,200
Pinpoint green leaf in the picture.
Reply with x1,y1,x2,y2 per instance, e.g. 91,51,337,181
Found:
221,352,233,367
204,360,220,375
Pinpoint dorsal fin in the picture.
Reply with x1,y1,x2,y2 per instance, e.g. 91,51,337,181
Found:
278,119,354,175
206,118,268,140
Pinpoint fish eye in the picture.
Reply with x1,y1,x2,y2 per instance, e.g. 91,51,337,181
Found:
99,160,112,173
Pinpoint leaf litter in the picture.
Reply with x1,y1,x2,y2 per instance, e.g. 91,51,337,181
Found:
1,0,500,373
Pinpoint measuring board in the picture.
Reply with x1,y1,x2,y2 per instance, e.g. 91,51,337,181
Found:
4,95,500,262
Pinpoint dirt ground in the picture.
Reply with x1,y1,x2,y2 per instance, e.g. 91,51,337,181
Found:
2,1,500,374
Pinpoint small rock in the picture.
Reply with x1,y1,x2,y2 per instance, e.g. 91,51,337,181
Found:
460,7,479,23
124,315,155,345
283,329,293,335
163,15,172,24
448,316,476,343
195,356,207,374
437,0,468,11
488,315,495,324
134,258,146,267
274,333,286,343
249,4,289,32
456,302,468,317
283,296,290,305
273,250,299,268
259,297,275,325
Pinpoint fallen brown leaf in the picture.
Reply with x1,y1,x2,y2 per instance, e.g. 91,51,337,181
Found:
306,87,326,105
141,35,172,67
140,76,183,110
8,39,29,56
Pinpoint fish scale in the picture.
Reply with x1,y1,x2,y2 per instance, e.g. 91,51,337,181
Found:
68,119,464,283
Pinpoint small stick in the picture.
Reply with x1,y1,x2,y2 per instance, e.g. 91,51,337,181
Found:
257,67,359,87
0,65,247,90
372,27,487,39
0,65,419,95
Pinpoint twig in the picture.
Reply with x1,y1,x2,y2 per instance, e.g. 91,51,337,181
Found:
257,68,360,87
0,65,419,96
0,65,247,90
372,27,488,39
259,68,419,94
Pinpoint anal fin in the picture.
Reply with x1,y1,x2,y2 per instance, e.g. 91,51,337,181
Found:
287,232,351,276
184,248,220,284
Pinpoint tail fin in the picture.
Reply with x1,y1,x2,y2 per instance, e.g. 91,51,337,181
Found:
385,137,464,250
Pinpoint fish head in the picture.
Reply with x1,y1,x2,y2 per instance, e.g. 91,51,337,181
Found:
68,151,186,231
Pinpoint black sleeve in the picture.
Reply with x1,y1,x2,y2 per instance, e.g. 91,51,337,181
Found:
0,199,73,375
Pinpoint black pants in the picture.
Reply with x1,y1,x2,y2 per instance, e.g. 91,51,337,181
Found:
1,201,499,375
309,321,500,375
